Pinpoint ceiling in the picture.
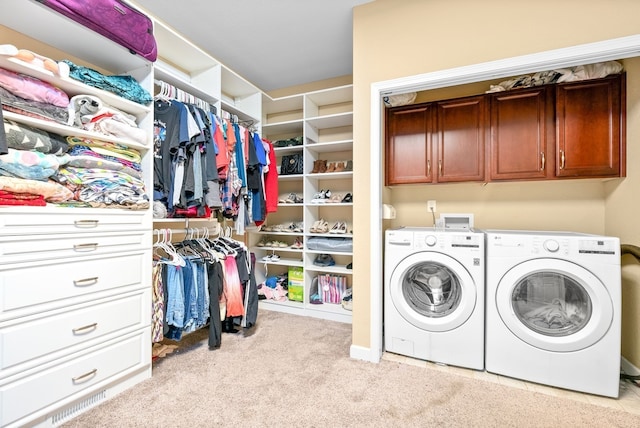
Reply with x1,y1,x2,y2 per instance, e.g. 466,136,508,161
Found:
131,0,373,93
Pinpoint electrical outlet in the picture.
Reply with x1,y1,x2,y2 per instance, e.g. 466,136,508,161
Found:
427,200,436,212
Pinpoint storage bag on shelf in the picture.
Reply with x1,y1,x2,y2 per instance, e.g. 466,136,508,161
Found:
317,274,347,304
36,0,158,61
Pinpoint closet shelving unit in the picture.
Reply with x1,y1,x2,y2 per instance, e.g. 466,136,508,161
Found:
149,16,263,230
0,1,154,426
256,85,354,323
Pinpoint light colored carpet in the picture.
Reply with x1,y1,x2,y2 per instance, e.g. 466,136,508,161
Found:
62,310,640,428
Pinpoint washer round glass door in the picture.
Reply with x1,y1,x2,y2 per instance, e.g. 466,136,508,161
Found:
389,252,477,332
496,258,613,352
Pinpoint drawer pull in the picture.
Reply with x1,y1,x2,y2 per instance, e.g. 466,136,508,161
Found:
560,150,565,169
73,277,99,287
73,243,98,252
540,152,545,171
72,369,98,384
72,323,98,334
74,219,99,228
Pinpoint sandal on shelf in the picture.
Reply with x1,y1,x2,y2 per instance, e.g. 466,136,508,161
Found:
315,220,329,233
329,221,347,234
310,219,322,233
328,193,344,203
341,193,353,203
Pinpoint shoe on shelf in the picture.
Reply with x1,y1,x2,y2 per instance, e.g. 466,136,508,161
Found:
334,161,346,172
329,221,347,234
310,160,319,174
315,220,329,233
328,193,344,203
310,293,323,304
326,162,336,173
341,288,353,311
313,253,335,267
318,160,328,173
344,160,353,171
286,222,303,233
309,219,321,233
291,238,304,249
341,193,353,203
280,192,303,204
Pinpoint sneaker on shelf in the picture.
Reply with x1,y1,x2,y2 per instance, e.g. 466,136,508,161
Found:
313,253,335,267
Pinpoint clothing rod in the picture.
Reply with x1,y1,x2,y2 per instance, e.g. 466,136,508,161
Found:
154,79,214,111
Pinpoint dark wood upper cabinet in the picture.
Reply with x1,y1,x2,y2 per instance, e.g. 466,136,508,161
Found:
435,95,487,183
489,87,555,180
385,104,432,185
384,73,625,185
555,74,625,178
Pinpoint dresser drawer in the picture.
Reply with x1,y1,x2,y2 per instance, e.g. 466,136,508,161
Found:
0,328,150,427
0,251,150,320
0,289,150,373
0,230,151,265
0,207,150,236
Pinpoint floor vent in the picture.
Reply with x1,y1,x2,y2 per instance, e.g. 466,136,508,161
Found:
51,390,107,426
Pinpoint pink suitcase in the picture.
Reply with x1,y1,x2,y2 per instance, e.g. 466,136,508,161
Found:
36,0,158,62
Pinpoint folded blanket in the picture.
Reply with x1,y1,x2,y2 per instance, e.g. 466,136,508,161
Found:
0,85,69,124
3,119,69,154
0,66,69,107
0,175,73,202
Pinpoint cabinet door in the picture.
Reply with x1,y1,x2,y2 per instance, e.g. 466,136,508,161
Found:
385,104,432,185
434,95,486,182
489,87,554,180
556,74,625,178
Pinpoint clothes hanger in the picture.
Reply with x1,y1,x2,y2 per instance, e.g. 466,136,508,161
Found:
157,229,186,266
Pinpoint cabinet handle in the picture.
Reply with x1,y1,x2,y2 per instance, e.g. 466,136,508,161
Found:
73,243,98,252
72,323,98,335
540,152,545,171
427,159,431,176
560,150,565,169
438,159,442,175
74,220,99,228
72,369,98,384
73,277,98,287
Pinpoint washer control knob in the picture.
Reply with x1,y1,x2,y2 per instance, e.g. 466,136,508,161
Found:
543,239,560,252
425,235,437,247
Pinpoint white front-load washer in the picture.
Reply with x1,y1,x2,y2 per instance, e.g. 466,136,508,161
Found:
384,227,485,370
485,230,621,397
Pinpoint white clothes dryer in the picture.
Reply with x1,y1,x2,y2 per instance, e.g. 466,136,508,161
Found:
384,227,485,370
485,230,621,397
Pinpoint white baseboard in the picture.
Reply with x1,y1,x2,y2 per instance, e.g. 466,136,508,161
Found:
350,344,381,363
621,356,640,376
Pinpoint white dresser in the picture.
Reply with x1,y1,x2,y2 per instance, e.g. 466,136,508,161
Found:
0,1,154,426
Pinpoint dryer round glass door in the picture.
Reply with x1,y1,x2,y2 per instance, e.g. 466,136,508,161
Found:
496,258,614,352
389,252,477,332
